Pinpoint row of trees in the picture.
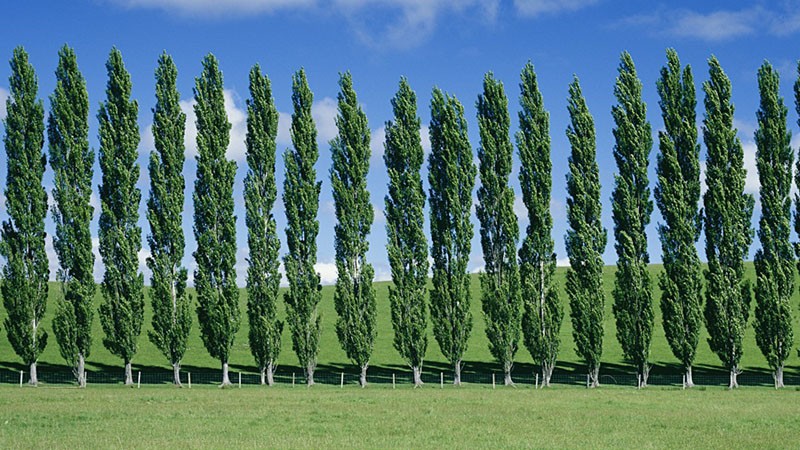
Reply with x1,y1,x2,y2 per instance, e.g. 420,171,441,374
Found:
2,46,798,389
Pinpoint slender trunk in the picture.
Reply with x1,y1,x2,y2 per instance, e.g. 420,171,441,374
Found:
77,353,86,388
221,361,232,387
28,362,38,386
639,362,650,388
504,362,514,386
453,360,462,386
124,361,134,386
260,367,266,385
266,362,275,386
359,365,368,388
774,365,784,389
412,366,423,387
728,367,738,389
589,364,600,388
542,361,554,387
172,362,182,387
306,363,315,386
684,365,694,388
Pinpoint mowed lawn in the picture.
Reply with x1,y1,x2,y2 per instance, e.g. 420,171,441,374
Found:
1,263,799,381
0,385,798,449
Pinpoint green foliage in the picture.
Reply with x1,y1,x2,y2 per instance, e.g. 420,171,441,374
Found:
654,49,702,378
1,47,49,368
428,88,475,383
385,78,428,377
564,77,606,385
476,72,521,381
611,52,654,384
794,61,800,358
147,53,191,371
192,54,239,369
97,48,144,375
702,56,755,383
48,45,95,380
245,64,283,381
753,61,794,379
282,69,322,382
516,62,562,382
330,73,376,380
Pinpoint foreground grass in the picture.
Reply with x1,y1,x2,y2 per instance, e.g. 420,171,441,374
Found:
0,385,798,448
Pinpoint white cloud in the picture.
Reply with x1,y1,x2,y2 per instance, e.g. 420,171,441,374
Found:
0,86,8,121
370,126,386,161
313,97,339,143
45,234,59,281
315,261,338,285
277,111,292,146
741,140,758,195
108,0,314,16
514,0,597,17
92,237,102,283
421,125,431,155
668,8,757,41
139,248,152,281
556,257,570,267
179,89,248,161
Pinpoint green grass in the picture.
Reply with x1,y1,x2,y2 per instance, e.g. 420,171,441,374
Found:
0,384,798,448
1,263,799,380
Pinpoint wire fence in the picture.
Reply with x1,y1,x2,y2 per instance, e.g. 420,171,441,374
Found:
0,368,795,388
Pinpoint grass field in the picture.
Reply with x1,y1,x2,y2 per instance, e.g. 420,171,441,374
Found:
0,263,799,382
0,384,798,448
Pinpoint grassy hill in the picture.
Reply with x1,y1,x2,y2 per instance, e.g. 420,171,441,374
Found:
1,262,799,382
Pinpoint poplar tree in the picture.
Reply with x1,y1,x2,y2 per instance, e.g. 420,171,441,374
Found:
283,69,322,385
702,56,754,389
245,64,283,386
476,73,521,386
795,63,800,355
565,77,606,388
192,54,239,386
147,52,191,387
611,52,654,388
331,72,376,387
655,49,702,387
49,45,95,388
428,88,475,385
385,78,428,387
1,47,48,385
97,48,144,386
753,61,793,388
516,62,562,386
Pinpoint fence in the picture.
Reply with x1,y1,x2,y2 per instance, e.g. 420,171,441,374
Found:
0,368,795,388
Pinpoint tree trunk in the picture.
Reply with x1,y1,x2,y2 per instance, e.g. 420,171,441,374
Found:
172,363,182,387
684,366,694,388
260,367,266,385
774,365,784,388
504,365,514,386
412,366,423,387
266,363,275,386
589,364,600,388
306,363,315,386
542,361,554,387
359,365,368,388
29,362,38,386
728,367,738,389
220,362,232,387
124,361,134,386
453,360,462,386
77,353,86,388
639,363,650,388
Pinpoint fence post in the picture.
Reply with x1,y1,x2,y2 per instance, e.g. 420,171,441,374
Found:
586,374,589,389
682,374,685,390
340,372,344,388
292,372,295,387
238,372,242,388
440,372,443,389
137,371,141,389
535,373,539,390
84,371,87,386
492,373,496,389
19,370,23,387
392,373,395,389
637,374,641,389
188,372,192,389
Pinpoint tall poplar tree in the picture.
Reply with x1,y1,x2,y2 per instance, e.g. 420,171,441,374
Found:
1,47,49,385
97,48,144,386
331,72,376,387
753,61,794,388
517,62,562,387
428,88,475,385
476,73,521,386
611,52,654,388
49,45,95,388
385,78,428,387
702,56,754,389
795,62,800,352
147,52,191,386
192,54,239,386
655,49,702,387
565,77,606,388
245,64,283,386
283,68,323,385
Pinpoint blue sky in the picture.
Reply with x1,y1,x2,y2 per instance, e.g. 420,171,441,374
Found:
1,0,799,286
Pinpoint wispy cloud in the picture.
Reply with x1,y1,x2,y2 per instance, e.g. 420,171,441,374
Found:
0,86,9,121
107,0,315,16
619,4,800,41
513,0,598,17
